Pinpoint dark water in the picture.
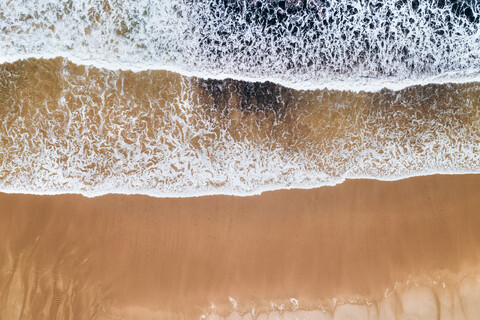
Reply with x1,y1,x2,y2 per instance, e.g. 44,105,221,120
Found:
1,0,480,90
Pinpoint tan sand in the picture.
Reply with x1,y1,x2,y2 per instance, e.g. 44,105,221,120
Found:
1,174,480,319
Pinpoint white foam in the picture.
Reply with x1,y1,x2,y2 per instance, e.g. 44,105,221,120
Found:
1,0,480,197
3,53,480,93
1,0,480,92
0,60,479,198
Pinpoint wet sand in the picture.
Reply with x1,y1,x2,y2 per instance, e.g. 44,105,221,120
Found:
1,174,480,319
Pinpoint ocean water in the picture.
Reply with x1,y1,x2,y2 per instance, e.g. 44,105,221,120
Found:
0,1,480,196
0,58,479,196
1,0,480,90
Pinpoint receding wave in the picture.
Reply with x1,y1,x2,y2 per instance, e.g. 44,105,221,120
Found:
1,0,480,90
200,273,480,320
0,58,479,197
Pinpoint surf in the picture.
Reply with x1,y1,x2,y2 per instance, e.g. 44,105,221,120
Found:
1,58,479,197
1,0,479,92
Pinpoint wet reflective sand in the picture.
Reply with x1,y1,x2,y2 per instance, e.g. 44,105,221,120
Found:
1,174,480,319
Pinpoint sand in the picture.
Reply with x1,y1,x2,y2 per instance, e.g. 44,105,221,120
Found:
1,174,480,319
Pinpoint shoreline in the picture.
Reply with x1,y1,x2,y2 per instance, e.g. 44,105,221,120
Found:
1,171,480,198
1,174,480,319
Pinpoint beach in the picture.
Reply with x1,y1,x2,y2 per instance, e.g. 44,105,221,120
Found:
2,1,480,319
2,174,480,319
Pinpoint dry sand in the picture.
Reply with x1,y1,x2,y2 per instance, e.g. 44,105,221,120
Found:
1,174,480,319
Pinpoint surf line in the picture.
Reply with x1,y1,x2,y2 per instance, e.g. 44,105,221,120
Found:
2,53,480,93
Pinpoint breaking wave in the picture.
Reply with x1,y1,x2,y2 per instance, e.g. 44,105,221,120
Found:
1,0,480,91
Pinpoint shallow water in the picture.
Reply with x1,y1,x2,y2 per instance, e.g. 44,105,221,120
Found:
1,58,479,196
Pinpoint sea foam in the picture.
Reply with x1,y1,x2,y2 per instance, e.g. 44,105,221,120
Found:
0,59,479,197
1,0,480,91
